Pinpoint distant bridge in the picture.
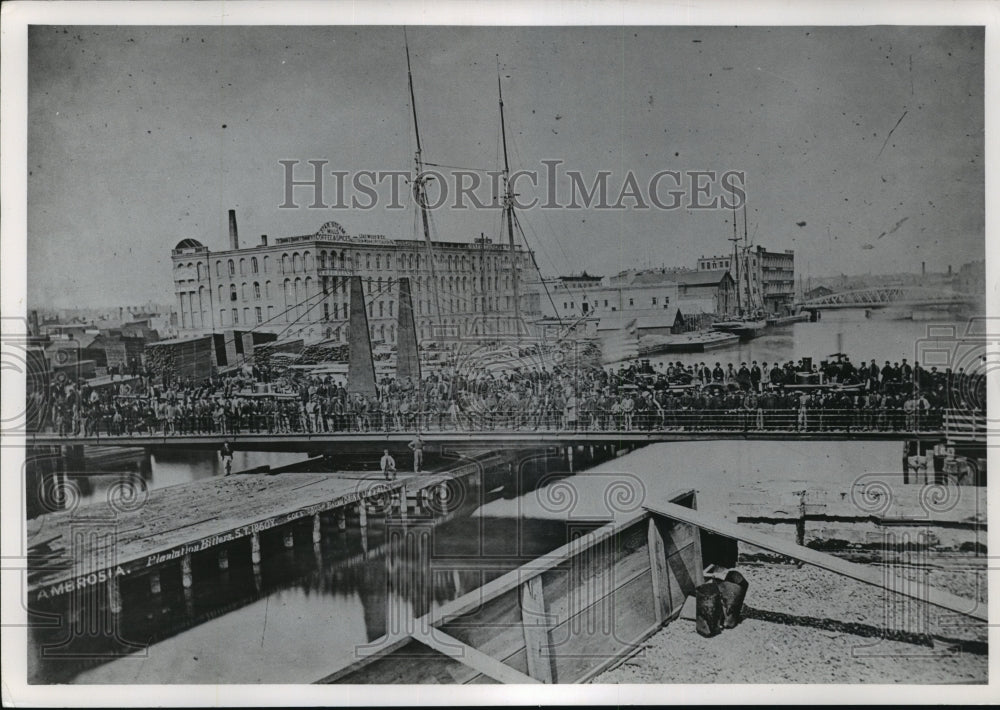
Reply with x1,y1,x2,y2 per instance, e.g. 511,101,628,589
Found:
796,286,977,310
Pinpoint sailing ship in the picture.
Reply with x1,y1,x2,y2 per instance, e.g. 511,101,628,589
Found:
712,200,767,338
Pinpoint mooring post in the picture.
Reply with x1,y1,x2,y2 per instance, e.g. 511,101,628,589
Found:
218,548,229,571
149,571,161,595
251,532,261,564
312,514,322,544
283,528,295,549
181,553,193,589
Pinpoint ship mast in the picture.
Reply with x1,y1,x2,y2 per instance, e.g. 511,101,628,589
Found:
497,58,522,342
729,193,742,315
405,30,444,343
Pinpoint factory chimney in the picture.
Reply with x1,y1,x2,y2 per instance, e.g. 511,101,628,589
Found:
260,234,268,247
228,209,239,250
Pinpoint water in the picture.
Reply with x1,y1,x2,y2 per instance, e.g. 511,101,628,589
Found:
648,309,976,369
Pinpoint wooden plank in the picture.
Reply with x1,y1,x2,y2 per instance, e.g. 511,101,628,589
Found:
417,629,540,684
647,517,669,624
520,576,554,683
439,588,525,661
423,489,695,630
644,497,987,622
547,569,656,683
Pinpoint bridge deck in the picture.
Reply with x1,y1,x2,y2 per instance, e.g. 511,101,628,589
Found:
26,467,459,603
25,428,945,451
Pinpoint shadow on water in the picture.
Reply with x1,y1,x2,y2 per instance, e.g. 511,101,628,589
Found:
29,454,602,684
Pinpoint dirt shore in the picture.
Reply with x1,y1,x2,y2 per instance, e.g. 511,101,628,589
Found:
593,560,987,684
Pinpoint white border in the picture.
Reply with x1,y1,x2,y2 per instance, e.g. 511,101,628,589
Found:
2,0,996,705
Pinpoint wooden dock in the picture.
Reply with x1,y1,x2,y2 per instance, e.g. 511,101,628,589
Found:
26,460,486,607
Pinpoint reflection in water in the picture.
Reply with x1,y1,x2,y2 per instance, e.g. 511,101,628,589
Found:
31,499,593,684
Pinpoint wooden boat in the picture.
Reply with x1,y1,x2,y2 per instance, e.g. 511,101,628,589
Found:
315,488,984,684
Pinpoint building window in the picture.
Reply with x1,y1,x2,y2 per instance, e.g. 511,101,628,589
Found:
228,259,235,276
604,299,609,307
367,277,372,294
323,303,330,321
652,297,657,306
379,302,384,318
628,298,634,306
243,307,250,324
232,308,238,324
230,285,238,302
255,307,262,324
254,282,261,299
251,257,258,273
219,309,226,325
216,261,223,277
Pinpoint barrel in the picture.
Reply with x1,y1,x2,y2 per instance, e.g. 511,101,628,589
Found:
695,579,724,638
718,570,750,629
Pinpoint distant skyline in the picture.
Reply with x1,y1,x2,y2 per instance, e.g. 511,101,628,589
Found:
28,26,984,308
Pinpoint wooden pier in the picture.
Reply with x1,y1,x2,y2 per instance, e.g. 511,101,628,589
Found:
26,459,488,607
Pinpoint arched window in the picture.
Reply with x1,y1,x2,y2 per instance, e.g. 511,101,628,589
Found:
377,277,383,293
379,324,385,342
218,285,224,302
228,259,235,276
253,282,261,299
196,263,203,280
339,251,346,269
216,260,223,277
230,285,238,302
389,301,394,317
239,282,247,300
416,254,421,270
376,255,381,270
251,257,258,273
265,281,271,298
367,277,373,294
282,253,290,273
239,258,246,276
319,251,326,269
379,302,384,318
283,279,292,321
263,256,269,273
304,251,313,271
292,252,302,272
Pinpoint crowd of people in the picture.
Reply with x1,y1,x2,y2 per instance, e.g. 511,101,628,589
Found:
29,350,985,437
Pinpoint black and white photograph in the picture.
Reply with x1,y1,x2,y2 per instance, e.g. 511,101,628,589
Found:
1,1,994,705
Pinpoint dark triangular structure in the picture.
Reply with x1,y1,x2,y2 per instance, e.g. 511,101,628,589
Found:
346,275,377,397
396,277,421,384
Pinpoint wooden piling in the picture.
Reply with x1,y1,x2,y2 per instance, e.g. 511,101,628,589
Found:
312,514,322,543
108,577,122,615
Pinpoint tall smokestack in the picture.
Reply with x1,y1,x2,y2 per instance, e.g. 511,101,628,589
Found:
228,209,239,250
260,234,268,247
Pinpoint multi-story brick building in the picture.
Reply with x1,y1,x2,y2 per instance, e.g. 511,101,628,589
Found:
170,216,539,345
698,246,795,314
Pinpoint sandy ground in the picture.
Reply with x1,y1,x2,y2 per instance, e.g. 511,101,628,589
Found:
593,561,987,684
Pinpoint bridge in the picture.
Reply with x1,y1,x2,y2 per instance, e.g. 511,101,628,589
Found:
26,427,950,453
796,286,978,311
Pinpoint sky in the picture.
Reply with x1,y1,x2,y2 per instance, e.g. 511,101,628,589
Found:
27,25,984,308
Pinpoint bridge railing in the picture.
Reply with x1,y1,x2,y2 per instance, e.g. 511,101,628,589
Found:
30,407,952,437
